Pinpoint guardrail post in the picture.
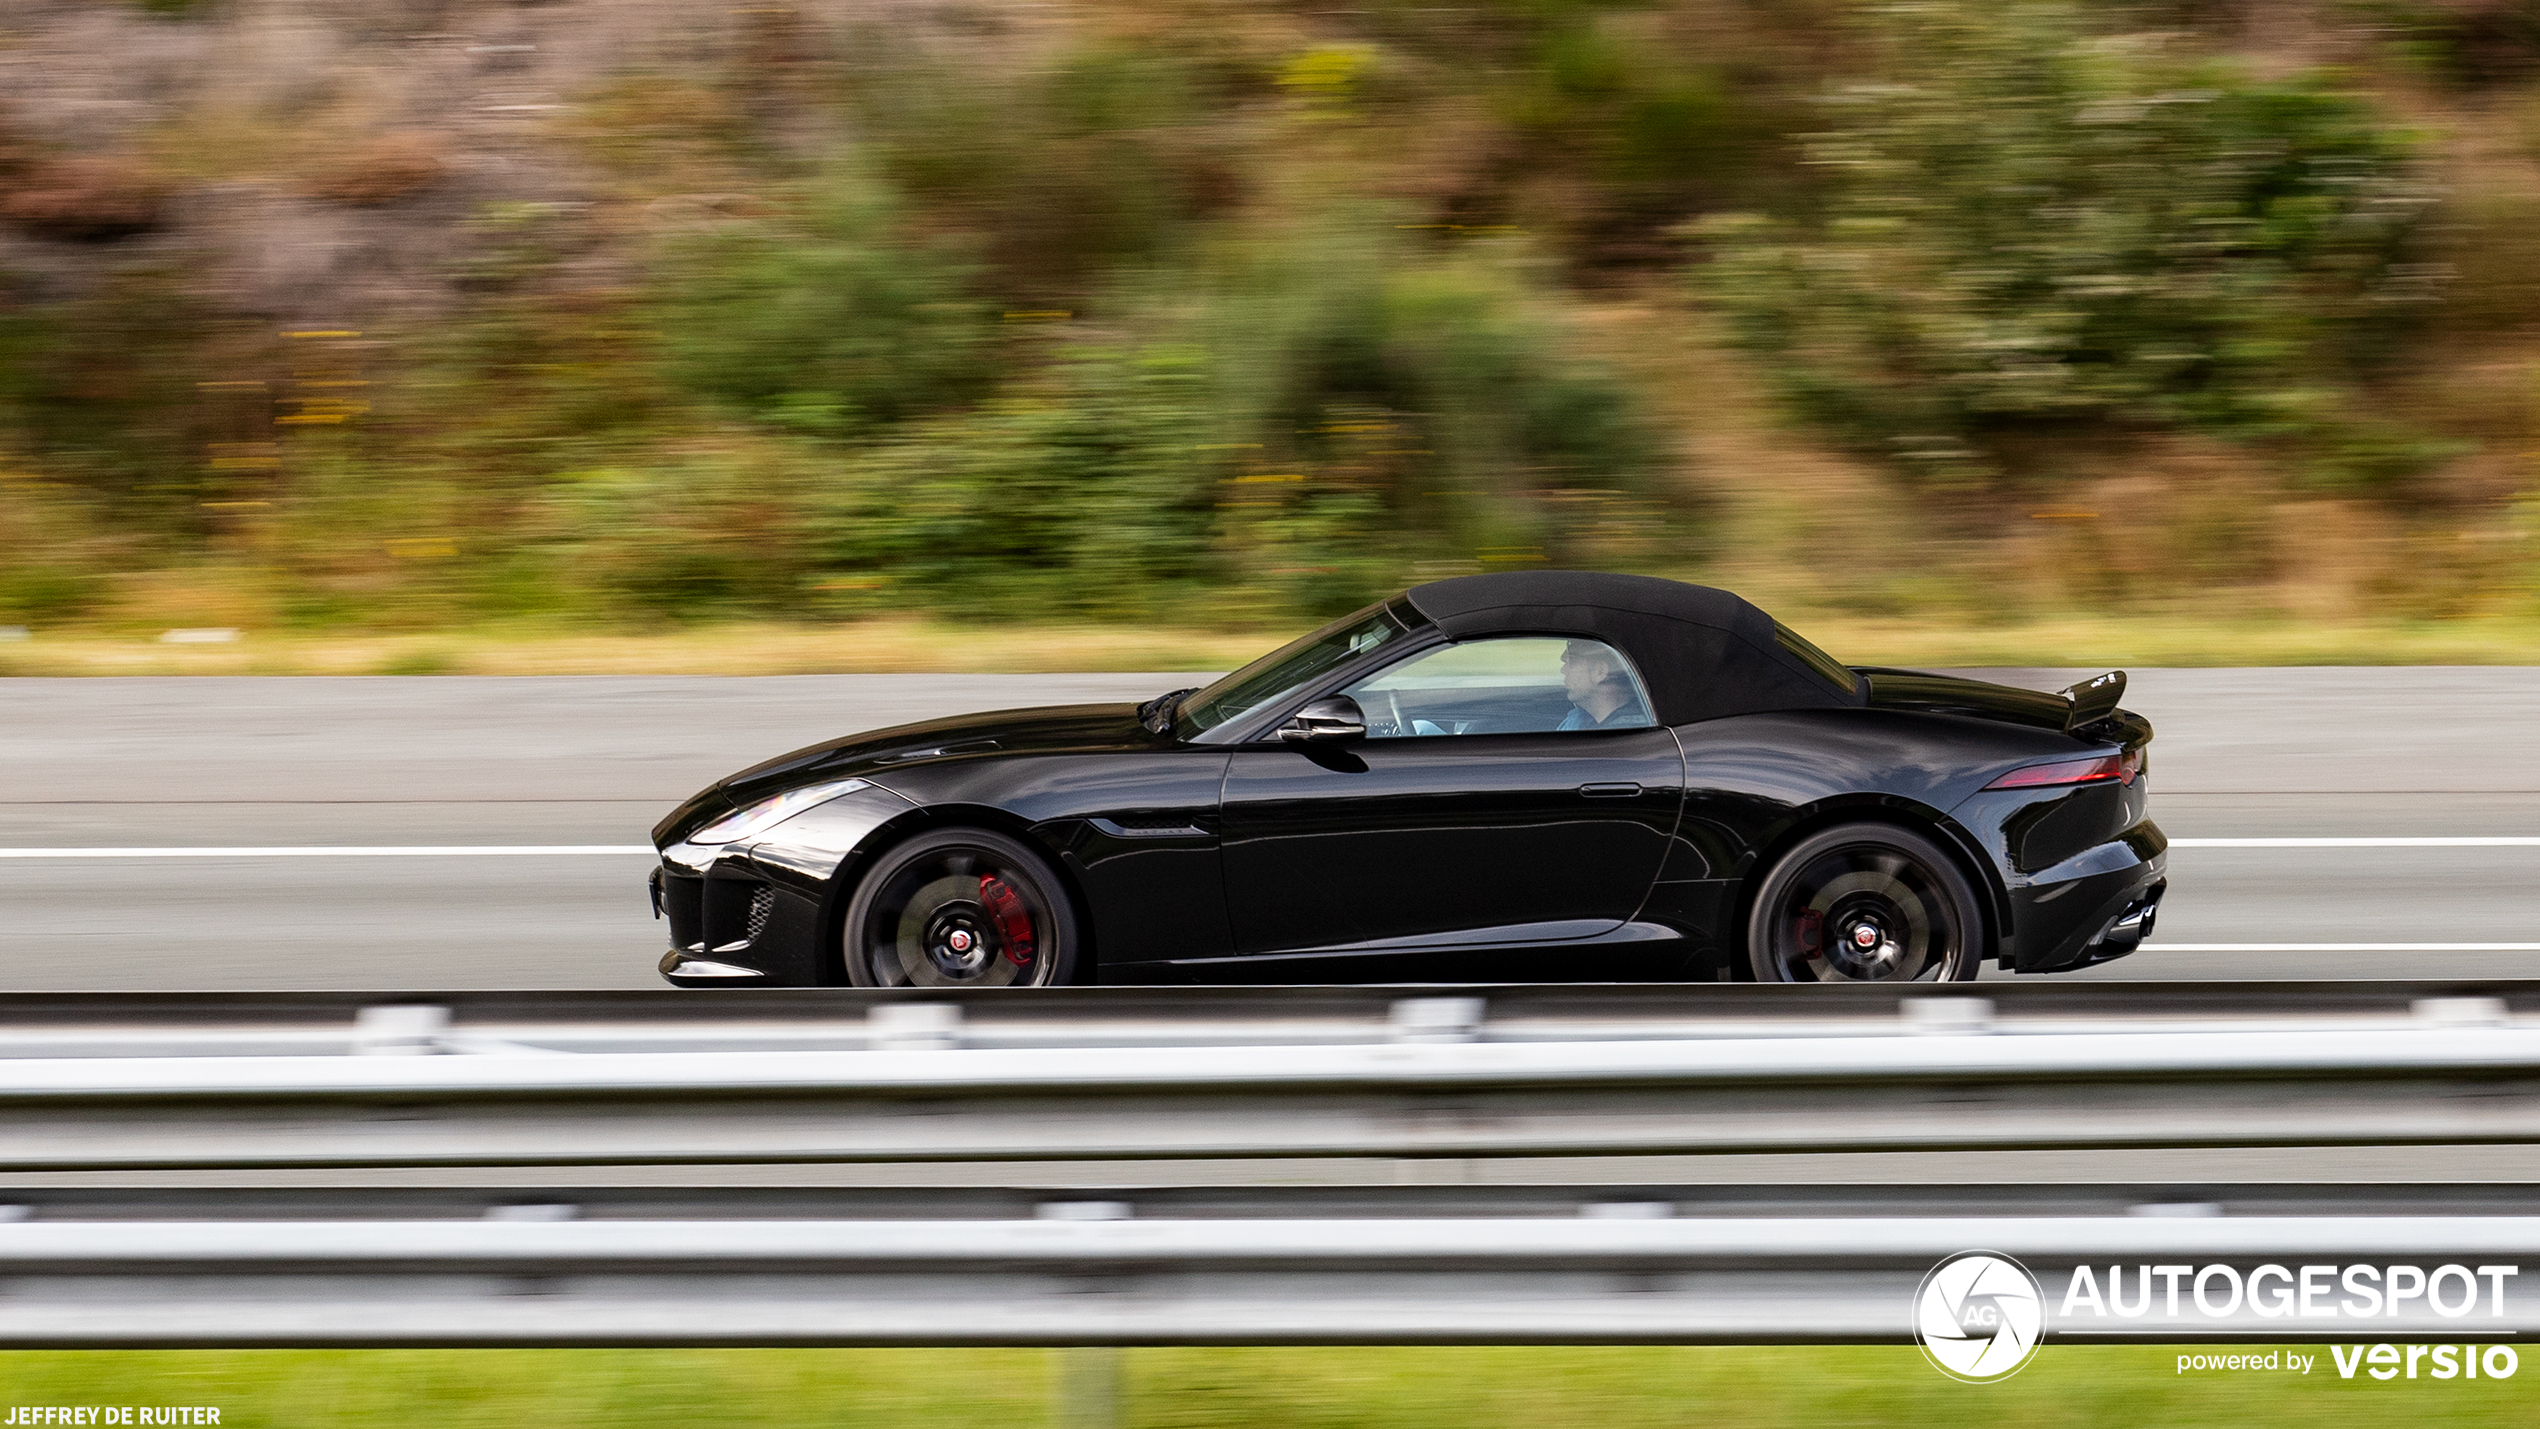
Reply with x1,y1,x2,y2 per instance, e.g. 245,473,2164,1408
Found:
869,1002,961,1050
2416,997,2509,1027
354,1004,450,1055
1390,996,1485,1043
1900,997,1992,1034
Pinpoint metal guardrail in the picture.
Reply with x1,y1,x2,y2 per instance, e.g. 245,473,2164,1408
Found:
1,1206,2536,1345
14,1180,2539,1213
4,986,2539,1350
0,1001,2535,1169
3,983,2538,1059
10,1181,2540,1222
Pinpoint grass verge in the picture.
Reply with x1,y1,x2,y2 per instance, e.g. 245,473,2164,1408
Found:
0,1345,2529,1426
0,621,1273,678
5,613,2540,677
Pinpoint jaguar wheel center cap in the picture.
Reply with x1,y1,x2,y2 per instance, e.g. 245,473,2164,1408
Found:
947,930,973,953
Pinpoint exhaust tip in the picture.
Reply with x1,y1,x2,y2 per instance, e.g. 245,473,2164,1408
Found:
2082,884,2167,964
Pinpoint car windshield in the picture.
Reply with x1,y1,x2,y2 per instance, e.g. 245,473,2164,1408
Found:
1175,601,1413,737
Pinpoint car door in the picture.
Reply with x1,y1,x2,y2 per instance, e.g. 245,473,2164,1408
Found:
1219,635,1685,955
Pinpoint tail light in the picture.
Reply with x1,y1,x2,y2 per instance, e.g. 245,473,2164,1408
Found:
1985,746,2143,790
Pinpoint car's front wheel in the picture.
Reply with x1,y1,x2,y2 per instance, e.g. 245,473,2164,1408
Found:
1746,822,1984,983
842,828,1080,987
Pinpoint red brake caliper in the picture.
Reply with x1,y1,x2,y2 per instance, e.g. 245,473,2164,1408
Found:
1795,909,1823,952
978,875,1037,967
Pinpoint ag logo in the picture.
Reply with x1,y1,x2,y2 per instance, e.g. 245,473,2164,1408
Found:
1914,1251,2045,1382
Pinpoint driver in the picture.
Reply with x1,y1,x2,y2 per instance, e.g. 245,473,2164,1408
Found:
1557,640,1648,730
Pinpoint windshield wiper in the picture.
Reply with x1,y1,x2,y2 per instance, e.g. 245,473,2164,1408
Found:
1137,687,1200,735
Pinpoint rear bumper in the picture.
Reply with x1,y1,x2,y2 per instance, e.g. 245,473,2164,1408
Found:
2004,821,2168,974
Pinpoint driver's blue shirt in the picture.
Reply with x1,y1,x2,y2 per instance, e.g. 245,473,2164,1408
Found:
1556,696,1649,731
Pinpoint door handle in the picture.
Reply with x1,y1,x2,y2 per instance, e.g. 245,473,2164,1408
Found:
1578,782,1641,798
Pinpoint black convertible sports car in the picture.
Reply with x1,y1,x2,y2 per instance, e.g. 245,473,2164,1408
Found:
651,571,2163,987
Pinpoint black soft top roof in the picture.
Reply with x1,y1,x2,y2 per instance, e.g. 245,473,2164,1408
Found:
1402,571,1862,725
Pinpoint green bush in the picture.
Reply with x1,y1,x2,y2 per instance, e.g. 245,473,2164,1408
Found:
0,473,110,623
786,232,1681,621
852,44,1236,299
2347,0,2540,87
0,270,234,517
817,344,1228,619
1504,17,1762,263
538,439,827,618
1198,232,1673,573
648,170,990,437
1702,0,2437,483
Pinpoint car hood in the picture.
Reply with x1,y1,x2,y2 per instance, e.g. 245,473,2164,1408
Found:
653,703,1158,845
1855,668,2073,732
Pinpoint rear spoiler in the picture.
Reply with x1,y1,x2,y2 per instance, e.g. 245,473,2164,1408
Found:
2058,670,2126,736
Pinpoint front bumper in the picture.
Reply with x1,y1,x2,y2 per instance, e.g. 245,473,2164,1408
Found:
659,946,768,985
650,781,917,988
653,843,830,986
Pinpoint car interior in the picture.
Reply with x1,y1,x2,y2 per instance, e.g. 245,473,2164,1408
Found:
1341,636,1655,738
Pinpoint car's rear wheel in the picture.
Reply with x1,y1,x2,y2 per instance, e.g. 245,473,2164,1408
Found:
1746,823,1984,983
842,828,1079,988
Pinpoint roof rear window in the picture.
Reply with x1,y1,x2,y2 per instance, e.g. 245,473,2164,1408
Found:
1773,620,1859,696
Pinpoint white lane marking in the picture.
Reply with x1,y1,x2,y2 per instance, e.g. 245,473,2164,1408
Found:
0,846,654,858
2145,942,2540,952
2170,837,2540,848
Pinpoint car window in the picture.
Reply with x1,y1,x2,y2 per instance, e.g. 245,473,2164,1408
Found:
1342,636,1654,738
1176,600,1412,737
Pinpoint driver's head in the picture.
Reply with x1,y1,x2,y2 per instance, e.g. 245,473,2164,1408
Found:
1560,640,1617,704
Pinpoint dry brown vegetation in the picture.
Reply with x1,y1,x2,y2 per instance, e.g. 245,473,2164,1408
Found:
2,154,167,240
0,1,2534,665
304,133,449,207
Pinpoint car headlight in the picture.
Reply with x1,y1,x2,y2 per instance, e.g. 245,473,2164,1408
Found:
688,778,873,845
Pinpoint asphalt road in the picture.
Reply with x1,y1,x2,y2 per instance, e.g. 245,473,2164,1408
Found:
4,669,2537,991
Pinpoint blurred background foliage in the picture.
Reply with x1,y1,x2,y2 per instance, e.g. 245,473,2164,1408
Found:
0,0,2537,648
1705,0,2440,485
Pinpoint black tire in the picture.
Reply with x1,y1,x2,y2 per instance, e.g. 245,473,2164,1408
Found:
842,828,1081,988
1746,822,1985,983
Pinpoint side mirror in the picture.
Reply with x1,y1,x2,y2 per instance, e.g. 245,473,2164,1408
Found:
1279,695,1366,744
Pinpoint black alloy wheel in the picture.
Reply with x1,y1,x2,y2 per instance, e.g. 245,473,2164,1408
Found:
1746,823,1984,983
842,829,1079,988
